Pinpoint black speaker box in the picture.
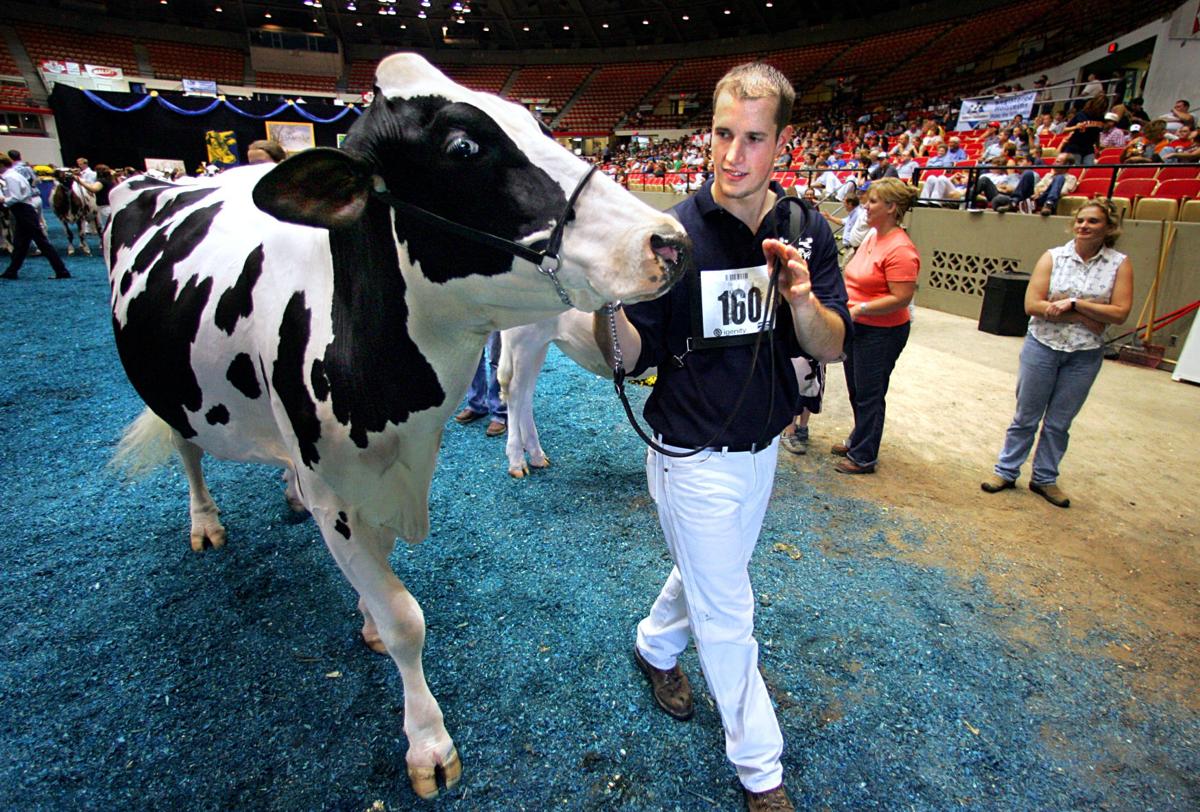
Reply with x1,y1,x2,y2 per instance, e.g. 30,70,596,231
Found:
978,273,1030,336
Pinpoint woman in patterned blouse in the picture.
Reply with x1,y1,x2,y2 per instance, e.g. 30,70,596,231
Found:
981,198,1133,508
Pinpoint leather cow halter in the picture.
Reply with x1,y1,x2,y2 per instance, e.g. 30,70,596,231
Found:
372,164,598,309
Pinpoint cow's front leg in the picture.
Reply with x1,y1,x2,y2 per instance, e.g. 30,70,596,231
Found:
62,222,75,255
315,511,459,800
502,340,552,478
170,433,226,552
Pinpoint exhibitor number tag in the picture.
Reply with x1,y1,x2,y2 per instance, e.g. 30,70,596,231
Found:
697,263,774,342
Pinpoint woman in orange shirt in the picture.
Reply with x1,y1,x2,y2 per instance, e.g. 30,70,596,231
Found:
833,178,921,474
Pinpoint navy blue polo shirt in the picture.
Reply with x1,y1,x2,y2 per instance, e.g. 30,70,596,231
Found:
625,180,850,448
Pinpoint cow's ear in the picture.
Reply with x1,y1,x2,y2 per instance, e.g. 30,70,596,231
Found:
252,148,374,229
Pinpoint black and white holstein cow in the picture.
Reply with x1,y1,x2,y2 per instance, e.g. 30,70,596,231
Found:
106,53,689,800
51,168,101,255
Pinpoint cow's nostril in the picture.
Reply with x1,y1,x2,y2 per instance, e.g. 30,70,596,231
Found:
650,233,687,268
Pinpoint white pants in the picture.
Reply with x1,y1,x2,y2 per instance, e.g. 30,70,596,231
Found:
635,439,784,792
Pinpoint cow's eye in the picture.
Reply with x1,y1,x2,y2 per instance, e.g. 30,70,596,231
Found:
446,136,480,159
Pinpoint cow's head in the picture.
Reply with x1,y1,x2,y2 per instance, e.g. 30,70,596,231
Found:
253,53,689,313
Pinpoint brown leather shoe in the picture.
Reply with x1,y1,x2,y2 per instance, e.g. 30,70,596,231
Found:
745,784,794,812
981,474,1015,493
485,420,507,437
1030,481,1070,508
834,458,875,474
454,408,486,424
830,442,849,457
633,646,693,721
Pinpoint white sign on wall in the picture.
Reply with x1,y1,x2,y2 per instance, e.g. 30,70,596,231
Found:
39,61,127,92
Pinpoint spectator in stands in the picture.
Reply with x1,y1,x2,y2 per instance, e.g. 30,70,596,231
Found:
982,198,1132,508
835,178,920,475
1144,120,1172,158
1049,111,1067,135
1097,112,1129,149
1158,99,1195,134
1034,113,1055,142
918,170,967,207
1029,146,1048,165
868,151,898,181
981,131,1010,162
925,143,953,168
968,157,1013,210
1164,129,1200,162
945,136,968,164
1124,97,1151,129
1076,73,1104,110
247,139,286,164
1120,124,1154,163
1033,153,1079,216
1060,94,1107,166
888,133,912,158
895,151,921,183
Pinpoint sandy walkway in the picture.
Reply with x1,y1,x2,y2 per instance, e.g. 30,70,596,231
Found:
782,307,1200,707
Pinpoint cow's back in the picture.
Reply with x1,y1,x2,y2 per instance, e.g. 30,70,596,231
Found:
108,167,328,467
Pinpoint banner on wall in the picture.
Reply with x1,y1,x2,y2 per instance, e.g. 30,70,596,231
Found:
954,90,1037,131
205,130,239,168
39,61,126,91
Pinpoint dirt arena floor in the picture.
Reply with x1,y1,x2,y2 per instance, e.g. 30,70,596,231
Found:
794,306,1200,712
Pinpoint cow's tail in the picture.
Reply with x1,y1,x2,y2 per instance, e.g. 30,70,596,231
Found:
110,407,176,479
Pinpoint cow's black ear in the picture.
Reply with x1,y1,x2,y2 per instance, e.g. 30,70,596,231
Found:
252,148,374,230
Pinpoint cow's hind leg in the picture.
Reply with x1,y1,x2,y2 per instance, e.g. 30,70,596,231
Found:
170,433,227,552
316,511,459,799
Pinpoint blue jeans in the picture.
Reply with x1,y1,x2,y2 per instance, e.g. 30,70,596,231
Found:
994,334,1103,485
1035,174,1069,211
464,331,507,421
842,321,910,467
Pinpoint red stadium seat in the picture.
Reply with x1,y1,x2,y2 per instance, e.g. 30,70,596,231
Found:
1115,166,1159,180
1080,167,1121,181
1097,148,1124,163
1156,166,1200,182
1072,178,1115,199
1112,178,1158,201
1151,178,1200,203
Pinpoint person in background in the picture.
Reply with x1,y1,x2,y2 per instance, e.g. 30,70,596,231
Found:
72,164,118,233
0,154,71,280
982,199,1132,508
1032,153,1079,216
945,136,968,164
247,139,286,164
1060,94,1107,166
75,157,97,183
6,149,47,237
1158,99,1194,134
454,332,508,437
1098,112,1129,150
1164,128,1200,162
834,177,920,474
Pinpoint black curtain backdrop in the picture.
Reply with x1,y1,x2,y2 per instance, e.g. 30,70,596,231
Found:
48,85,358,172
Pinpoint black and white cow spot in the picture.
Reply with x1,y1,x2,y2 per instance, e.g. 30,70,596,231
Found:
215,244,265,336
226,353,262,400
205,404,230,425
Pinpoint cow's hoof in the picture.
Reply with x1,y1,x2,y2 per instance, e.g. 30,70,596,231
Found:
81,247,92,256
508,464,528,479
188,524,226,552
408,746,461,800
67,247,75,256
529,456,551,470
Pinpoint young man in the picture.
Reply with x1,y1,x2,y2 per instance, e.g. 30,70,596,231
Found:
0,154,70,280
597,63,849,811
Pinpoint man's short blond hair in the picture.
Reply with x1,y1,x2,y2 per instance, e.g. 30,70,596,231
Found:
712,62,795,136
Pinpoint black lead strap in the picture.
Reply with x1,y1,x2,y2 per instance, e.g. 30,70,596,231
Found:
607,195,807,459
372,164,598,308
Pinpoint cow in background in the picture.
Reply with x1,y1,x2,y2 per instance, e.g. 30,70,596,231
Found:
498,310,644,478
107,53,688,801
51,168,100,255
